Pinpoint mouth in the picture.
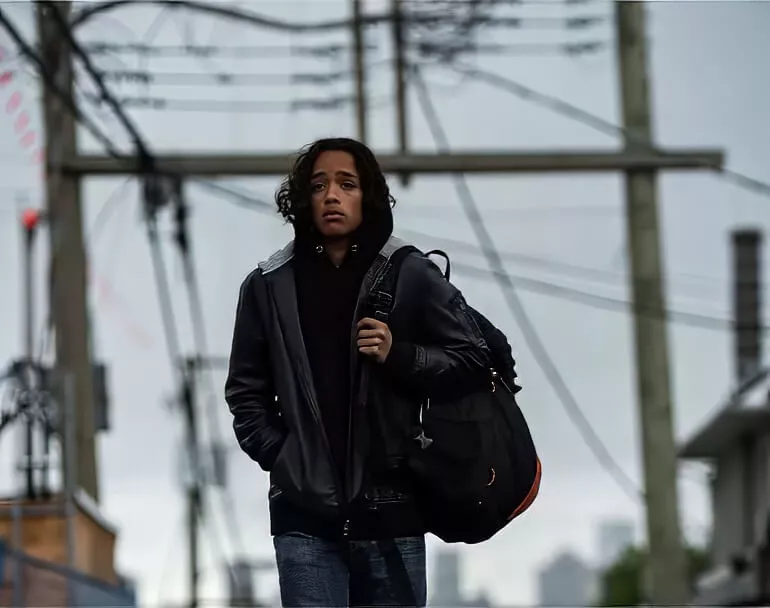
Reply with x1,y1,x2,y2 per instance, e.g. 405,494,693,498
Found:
322,211,345,220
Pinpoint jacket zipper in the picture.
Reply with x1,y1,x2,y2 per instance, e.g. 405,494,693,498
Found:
342,254,390,538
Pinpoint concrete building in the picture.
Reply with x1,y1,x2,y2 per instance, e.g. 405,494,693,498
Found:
431,550,462,607
429,549,493,607
597,519,635,569
537,550,595,607
679,229,770,605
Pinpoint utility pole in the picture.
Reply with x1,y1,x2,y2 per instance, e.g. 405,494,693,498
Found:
37,1,99,502
615,2,689,604
183,357,201,608
351,0,367,143
391,0,410,185
21,208,43,499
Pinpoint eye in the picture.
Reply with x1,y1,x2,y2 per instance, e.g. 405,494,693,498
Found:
311,182,326,192
342,181,357,189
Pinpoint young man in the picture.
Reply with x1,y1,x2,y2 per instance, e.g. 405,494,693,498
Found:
225,138,490,607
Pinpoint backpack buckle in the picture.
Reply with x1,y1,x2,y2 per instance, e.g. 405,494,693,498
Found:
414,430,434,450
374,291,393,308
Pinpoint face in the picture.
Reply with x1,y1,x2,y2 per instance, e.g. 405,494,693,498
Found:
310,150,364,240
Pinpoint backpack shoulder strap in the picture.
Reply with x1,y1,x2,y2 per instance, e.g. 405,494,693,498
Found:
425,249,451,281
369,245,420,323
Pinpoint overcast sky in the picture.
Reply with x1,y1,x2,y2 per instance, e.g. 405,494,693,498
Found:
1,0,769,605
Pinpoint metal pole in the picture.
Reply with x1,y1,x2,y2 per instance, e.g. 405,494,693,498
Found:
391,0,409,185
22,213,37,500
351,0,367,143
63,372,78,607
22,215,36,363
184,358,200,608
615,2,688,603
11,500,23,607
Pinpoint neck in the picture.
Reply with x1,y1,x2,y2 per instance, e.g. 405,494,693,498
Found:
324,237,350,267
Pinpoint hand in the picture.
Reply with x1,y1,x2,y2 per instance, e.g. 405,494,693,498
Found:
357,317,393,363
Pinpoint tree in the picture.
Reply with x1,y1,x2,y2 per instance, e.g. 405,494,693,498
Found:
598,544,711,606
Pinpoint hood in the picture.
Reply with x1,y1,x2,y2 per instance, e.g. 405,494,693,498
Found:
293,202,394,262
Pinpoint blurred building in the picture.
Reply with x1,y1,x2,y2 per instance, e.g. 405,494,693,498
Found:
430,549,493,607
537,550,595,607
226,557,276,607
431,549,462,607
597,519,635,569
679,229,770,605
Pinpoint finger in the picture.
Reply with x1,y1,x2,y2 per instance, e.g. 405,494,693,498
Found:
358,329,387,339
358,317,386,330
359,346,379,356
357,338,382,347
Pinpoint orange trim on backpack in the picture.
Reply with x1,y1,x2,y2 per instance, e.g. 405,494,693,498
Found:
508,457,542,520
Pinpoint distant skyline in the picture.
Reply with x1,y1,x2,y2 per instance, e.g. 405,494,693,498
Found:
597,518,635,568
0,1,768,604
538,550,596,607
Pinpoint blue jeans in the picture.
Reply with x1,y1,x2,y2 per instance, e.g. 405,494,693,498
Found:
273,532,426,607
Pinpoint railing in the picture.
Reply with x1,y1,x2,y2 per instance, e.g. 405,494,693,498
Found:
0,539,136,607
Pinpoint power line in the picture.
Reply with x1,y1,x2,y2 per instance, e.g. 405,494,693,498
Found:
169,181,247,560
410,64,642,502
193,180,743,333
450,61,770,200
415,40,608,59
43,2,247,569
88,177,133,242
449,259,744,332
0,6,124,158
71,0,606,32
81,41,368,59
42,1,152,161
81,92,390,114
97,68,356,87
80,40,608,60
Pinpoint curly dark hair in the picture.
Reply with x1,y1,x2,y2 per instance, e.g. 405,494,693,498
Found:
275,137,396,231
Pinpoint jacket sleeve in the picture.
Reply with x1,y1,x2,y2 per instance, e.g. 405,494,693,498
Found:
383,254,491,397
224,269,285,471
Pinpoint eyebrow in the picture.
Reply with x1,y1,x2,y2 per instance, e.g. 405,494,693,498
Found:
311,170,359,181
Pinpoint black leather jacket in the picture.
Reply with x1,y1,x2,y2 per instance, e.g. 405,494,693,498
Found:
224,236,491,520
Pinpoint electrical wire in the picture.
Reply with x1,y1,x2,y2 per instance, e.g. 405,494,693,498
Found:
71,0,606,32
37,1,248,567
42,1,152,161
81,92,391,114
81,39,607,60
449,260,746,332
0,5,124,158
411,64,642,501
45,6,248,564
97,68,364,87
81,41,360,59
88,177,133,242
450,61,770,200
170,183,247,559
193,179,745,333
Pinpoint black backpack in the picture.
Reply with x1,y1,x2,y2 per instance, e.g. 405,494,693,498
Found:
369,245,541,544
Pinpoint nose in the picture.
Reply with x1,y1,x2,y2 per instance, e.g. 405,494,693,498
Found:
324,183,342,204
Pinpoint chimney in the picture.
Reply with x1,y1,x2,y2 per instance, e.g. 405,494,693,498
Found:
732,229,763,383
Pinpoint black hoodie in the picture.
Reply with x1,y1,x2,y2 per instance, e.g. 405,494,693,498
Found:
293,202,394,481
